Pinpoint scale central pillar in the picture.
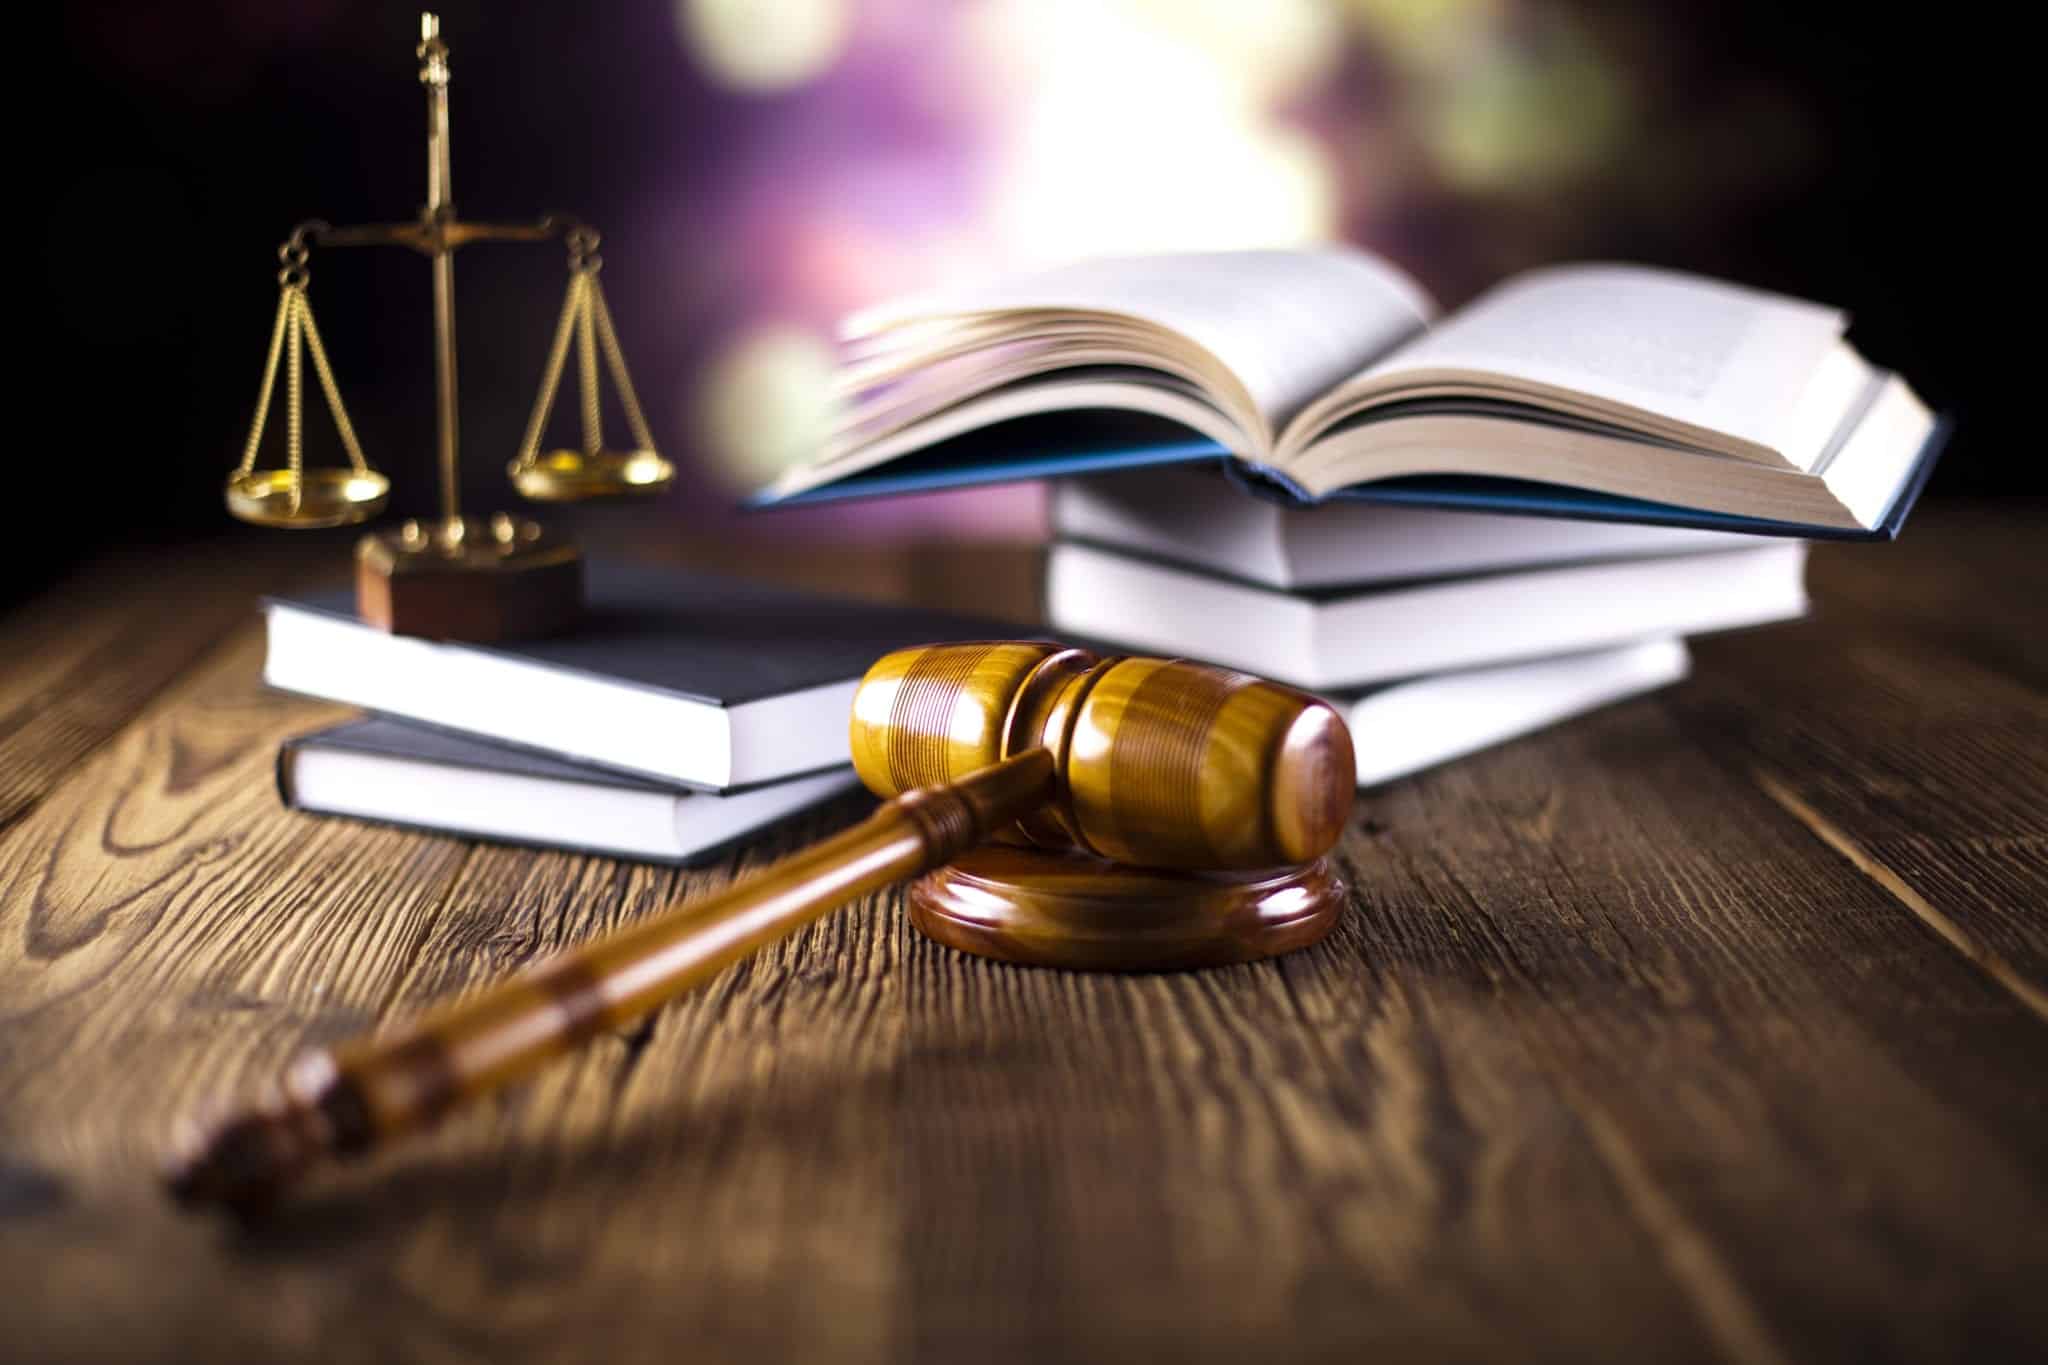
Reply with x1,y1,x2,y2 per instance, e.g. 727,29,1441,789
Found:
352,13,587,644
420,10,463,527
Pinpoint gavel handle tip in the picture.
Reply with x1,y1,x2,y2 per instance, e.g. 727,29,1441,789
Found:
162,1105,329,1218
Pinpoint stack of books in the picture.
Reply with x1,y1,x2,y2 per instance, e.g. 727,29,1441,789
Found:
271,247,1948,843
759,245,1945,787
262,562,1010,863
1045,467,1802,785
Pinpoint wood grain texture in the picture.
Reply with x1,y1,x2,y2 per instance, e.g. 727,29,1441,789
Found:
3,507,2045,1364
0,537,335,834
1669,509,2048,1007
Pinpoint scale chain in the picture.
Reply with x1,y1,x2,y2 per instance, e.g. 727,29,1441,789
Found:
589,279,660,453
286,289,304,509
576,271,603,456
237,289,295,477
516,269,587,464
296,292,372,475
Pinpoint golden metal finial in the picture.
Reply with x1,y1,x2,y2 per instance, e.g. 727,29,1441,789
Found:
417,13,449,88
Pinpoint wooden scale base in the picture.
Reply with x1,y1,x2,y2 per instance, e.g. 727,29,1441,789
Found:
908,844,1344,971
355,514,584,642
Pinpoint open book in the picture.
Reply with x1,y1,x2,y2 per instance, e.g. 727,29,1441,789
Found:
757,251,1947,536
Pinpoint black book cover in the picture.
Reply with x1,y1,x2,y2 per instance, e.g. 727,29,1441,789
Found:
270,558,1036,706
278,716,681,795
276,717,869,866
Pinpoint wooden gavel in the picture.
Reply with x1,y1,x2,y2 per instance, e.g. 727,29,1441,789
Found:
168,644,1355,1214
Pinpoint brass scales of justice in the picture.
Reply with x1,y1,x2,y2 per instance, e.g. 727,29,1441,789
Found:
224,12,674,642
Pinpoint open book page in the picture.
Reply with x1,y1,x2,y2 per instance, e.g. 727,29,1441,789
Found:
1820,374,1936,528
1303,265,1845,464
844,248,1437,438
829,332,1226,454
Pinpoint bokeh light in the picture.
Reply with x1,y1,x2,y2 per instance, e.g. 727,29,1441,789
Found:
1348,0,1498,74
1409,13,1627,190
675,0,854,93
694,324,840,490
967,0,1341,264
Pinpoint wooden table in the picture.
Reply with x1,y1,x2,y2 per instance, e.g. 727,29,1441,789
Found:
3,506,2044,1363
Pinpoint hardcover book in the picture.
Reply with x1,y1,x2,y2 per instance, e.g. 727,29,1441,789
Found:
1053,466,1757,590
1046,539,1806,691
279,718,861,864
759,250,1947,537
1337,639,1691,786
263,560,1019,791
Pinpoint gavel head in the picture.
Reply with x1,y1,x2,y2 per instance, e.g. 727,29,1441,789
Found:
851,643,1354,870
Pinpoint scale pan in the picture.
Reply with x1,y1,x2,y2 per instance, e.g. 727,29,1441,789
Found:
508,448,675,501
225,468,391,529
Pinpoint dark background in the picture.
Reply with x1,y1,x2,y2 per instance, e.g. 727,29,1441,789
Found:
32,0,2024,598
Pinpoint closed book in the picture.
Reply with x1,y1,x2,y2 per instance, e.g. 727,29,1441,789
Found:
263,560,1016,791
1053,467,1756,591
278,717,862,864
1045,539,1806,691
1337,639,1690,786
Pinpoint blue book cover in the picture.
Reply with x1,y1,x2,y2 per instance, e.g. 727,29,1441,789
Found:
751,407,1951,542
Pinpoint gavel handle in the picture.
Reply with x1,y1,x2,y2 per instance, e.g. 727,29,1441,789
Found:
167,748,1058,1215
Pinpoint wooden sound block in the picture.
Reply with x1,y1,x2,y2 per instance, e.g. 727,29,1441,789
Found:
355,515,583,643
908,844,1343,971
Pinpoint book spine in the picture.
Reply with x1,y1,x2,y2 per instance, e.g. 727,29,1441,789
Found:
274,737,304,812
1220,459,1319,508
